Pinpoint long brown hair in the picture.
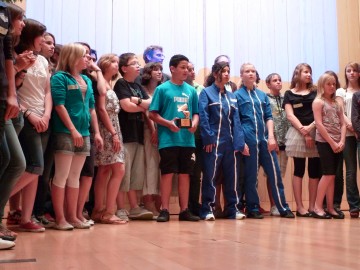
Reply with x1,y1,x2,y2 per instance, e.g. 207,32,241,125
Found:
290,63,314,90
343,62,360,88
6,3,24,47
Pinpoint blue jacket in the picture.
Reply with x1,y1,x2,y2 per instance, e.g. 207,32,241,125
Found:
234,86,273,145
199,83,245,151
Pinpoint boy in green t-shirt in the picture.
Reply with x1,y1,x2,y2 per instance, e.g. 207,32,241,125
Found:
149,54,200,222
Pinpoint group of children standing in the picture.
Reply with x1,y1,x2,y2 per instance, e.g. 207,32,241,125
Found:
1,2,360,252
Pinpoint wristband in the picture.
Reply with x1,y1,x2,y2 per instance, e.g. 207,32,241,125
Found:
25,111,32,118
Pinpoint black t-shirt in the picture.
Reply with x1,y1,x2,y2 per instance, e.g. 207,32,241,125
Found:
113,78,149,144
283,90,316,125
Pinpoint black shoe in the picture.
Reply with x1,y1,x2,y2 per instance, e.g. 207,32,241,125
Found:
280,210,295,218
311,211,331,219
326,211,345,219
157,209,170,222
296,211,312,217
179,209,200,221
247,211,264,219
335,209,345,218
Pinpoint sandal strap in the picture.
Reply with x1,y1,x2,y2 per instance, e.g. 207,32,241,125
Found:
0,224,17,236
100,212,127,224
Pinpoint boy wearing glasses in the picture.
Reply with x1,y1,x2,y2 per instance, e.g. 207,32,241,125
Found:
113,53,153,221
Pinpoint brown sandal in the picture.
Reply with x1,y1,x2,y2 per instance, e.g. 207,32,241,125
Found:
100,212,127,225
91,209,105,223
0,224,17,241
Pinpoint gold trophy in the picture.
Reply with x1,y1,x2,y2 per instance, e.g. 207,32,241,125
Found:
175,103,192,128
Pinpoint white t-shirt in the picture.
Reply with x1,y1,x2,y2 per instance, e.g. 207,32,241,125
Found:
336,87,356,136
18,55,49,117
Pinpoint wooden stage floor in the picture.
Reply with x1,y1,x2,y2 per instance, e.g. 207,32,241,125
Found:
1,213,359,270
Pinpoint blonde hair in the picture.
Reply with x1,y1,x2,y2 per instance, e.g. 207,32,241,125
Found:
316,73,336,100
97,53,119,79
240,62,255,75
56,43,85,73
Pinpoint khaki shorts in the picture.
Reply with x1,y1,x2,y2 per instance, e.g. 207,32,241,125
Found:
120,142,145,192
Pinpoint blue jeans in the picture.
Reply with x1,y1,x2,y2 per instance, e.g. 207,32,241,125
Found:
0,114,26,221
344,136,359,211
0,100,5,147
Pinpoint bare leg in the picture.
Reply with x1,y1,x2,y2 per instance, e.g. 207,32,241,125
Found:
10,172,37,197
52,184,66,225
308,178,319,212
160,173,174,210
178,174,190,211
66,186,82,223
128,190,139,209
20,175,38,224
314,175,333,215
116,191,126,209
293,175,307,214
77,176,93,221
93,165,110,212
9,193,21,212
106,163,124,213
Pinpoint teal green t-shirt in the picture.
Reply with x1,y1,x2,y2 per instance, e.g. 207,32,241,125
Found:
149,80,199,149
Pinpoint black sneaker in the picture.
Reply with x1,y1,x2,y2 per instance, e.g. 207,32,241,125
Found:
247,211,264,219
179,209,200,221
157,209,170,222
280,210,295,218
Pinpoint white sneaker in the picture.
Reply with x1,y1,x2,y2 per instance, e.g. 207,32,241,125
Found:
0,239,15,250
116,209,130,222
236,211,246,220
270,205,281,216
128,207,153,220
204,212,215,221
86,219,95,226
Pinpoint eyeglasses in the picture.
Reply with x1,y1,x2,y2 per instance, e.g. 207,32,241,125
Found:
154,53,164,58
126,61,140,67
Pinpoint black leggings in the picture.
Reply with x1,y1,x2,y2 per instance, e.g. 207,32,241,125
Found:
293,157,321,179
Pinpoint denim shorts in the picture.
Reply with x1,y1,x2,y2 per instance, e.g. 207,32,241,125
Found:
18,117,50,175
53,132,90,156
